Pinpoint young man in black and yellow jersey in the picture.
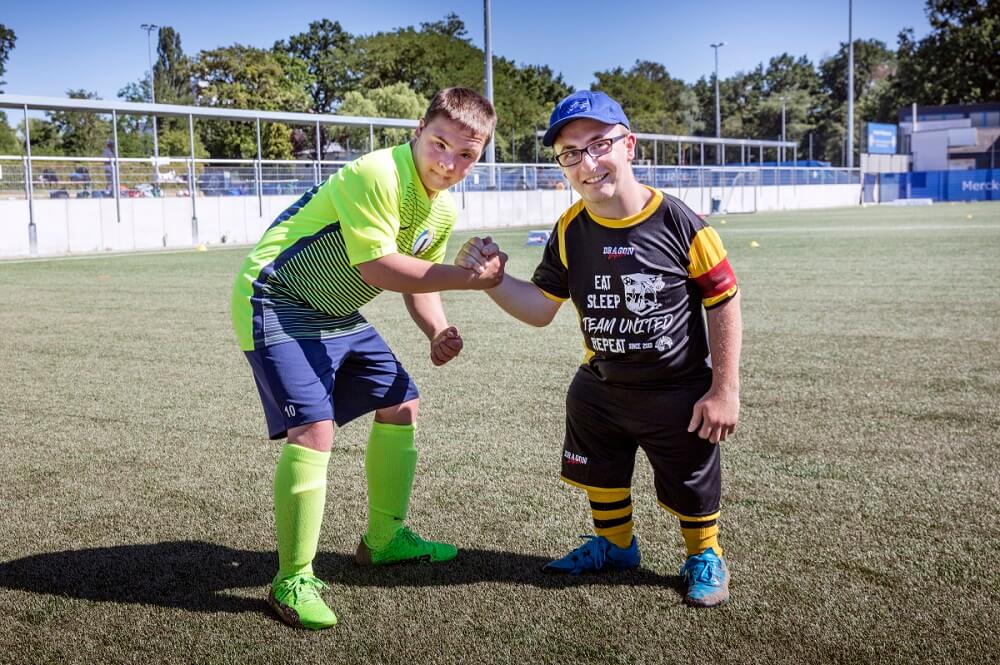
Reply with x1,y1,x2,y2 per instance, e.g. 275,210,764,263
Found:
456,90,742,608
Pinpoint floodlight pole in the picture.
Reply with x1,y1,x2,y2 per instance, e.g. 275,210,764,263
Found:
846,0,854,168
141,24,160,161
484,0,496,187
23,104,37,255
780,96,786,163
711,42,726,164
188,113,199,244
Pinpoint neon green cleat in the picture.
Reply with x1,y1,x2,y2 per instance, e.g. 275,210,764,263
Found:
267,573,338,630
355,526,458,566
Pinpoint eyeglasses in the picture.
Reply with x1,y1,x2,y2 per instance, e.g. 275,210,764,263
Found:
554,133,629,167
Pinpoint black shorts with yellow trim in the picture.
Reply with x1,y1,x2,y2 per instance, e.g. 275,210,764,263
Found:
560,366,721,519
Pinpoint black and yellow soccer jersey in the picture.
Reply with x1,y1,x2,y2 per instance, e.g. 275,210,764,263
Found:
231,143,456,351
531,187,737,386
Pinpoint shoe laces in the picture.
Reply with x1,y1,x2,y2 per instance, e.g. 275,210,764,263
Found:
684,555,722,585
277,575,329,605
397,526,424,546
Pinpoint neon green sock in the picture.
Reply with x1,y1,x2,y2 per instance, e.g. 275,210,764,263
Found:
273,443,330,581
365,421,417,549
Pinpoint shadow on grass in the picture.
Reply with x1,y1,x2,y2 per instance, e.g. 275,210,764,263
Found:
0,541,684,612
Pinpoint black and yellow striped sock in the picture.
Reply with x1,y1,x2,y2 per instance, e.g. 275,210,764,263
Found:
679,517,722,556
587,488,634,549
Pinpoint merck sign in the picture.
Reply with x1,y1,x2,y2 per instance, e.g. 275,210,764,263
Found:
961,180,1000,192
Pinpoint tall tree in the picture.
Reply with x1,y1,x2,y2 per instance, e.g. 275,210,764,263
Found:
0,24,16,152
893,0,999,104
494,62,571,162
116,26,195,157
190,45,313,158
350,16,482,99
816,39,896,164
275,19,355,113
47,90,112,157
0,23,15,91
17,118,63,156
154,26,192,105
346,14,570,161
593,61,699,162
337,82,428,150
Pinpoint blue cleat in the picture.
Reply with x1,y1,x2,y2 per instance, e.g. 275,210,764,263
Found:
543,535,640,575
680,547,730,608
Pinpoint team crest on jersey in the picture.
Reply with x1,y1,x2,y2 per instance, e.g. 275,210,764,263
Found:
655,336,673,352
411,228,434,256
621,273,665,316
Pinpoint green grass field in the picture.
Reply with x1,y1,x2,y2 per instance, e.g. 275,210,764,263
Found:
2,202,999,664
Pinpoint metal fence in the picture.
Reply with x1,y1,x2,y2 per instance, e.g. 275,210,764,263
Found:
0,155,859,202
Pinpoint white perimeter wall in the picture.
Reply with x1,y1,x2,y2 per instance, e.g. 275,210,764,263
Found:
0,184,860,258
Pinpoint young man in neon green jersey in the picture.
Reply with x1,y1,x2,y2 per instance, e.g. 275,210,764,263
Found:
231,88,504,630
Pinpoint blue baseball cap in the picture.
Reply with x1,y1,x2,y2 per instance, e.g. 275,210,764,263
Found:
542,90,630,147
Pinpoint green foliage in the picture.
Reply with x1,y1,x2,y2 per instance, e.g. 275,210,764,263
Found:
19,118,63,155
55,90,113,157
24,90,113,158
0,115,18,153
190,45,313,158
13,2,995,165
158,127,208,158
154,26,192,106
337,83,428,149
0,23,15,91
115,26,195,158
892,0,999,104
350,18,482,98
810,39,897,164
592,61,697,162
321,13,568,162
819,39,896,109
493,61,571,162
274,19,355,113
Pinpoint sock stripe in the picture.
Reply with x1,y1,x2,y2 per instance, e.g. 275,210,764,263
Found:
594,514,633,529
680,518,718,529
589,495,633,511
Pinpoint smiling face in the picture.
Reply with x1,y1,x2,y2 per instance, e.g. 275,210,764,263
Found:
411,116,487,197
553,118,638,213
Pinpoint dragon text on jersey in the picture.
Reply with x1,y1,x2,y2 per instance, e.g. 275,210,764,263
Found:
603,246,635,260
412,228,435,256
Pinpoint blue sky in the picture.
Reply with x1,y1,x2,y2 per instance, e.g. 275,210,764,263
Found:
2,0,931,100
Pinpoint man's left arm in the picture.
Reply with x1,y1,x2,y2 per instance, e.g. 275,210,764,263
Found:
403,292,464,366
688,290,743,444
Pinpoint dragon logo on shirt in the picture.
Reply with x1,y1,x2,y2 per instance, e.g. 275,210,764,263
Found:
412,228,434,256
621,273,665,316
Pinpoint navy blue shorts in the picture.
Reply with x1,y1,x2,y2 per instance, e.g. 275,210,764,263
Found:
244,326,419,440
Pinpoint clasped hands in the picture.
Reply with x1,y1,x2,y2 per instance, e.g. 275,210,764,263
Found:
455,235,507,287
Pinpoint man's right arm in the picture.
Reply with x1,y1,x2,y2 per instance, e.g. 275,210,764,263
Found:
455,236,561,326
485,275,562,327
357,252,504,293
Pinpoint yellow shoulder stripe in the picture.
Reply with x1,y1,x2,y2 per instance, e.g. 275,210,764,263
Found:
688,226,728,278
557,199,587,268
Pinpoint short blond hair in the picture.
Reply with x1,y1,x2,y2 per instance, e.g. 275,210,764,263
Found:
423,87,497,142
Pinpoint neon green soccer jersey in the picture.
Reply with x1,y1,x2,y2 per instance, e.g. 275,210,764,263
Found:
231,143,457,351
